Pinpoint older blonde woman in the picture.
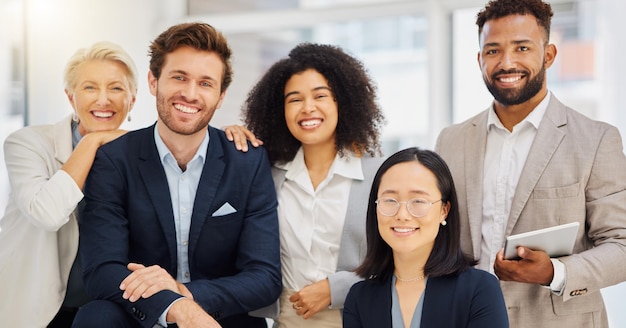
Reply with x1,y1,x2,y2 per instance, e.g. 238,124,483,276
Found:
0,41,137,327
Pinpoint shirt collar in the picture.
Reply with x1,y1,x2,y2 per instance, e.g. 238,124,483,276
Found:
277,147,364,181
487,91,551,131
71,120,82,149
154,124,209,166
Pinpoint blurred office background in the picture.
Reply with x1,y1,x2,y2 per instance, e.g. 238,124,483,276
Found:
1,0,624,324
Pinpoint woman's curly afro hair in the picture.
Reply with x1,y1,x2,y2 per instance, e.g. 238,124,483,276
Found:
242,42,385,165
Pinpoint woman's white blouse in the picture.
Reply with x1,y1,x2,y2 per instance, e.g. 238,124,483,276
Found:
275,148,363,290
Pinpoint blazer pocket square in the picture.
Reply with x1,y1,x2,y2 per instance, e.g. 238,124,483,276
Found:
212,202,237,216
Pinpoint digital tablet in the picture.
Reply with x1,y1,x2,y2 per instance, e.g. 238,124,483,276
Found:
503,222,580,260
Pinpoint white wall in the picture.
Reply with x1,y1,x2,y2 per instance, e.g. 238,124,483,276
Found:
596,0,626,324
597,0,626,142
24,0,247,131
24,0,185,131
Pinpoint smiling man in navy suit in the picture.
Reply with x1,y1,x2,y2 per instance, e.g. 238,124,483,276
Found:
72,22,281,328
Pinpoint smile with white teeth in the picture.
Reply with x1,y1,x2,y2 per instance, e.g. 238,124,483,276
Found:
393,227,417,233
92,111,114,118
174,103,199,114
300,119,322,127
498,76,522,83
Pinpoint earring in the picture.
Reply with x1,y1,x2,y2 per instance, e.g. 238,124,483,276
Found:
72,112,79,123
441,220,447,226
127,113,132,122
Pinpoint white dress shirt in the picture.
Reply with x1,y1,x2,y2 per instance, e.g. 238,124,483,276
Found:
154,126,209,326
480,92,565,292
275,148,363,290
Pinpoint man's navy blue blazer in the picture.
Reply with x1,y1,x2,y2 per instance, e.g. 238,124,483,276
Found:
343,268,509,328
79,124,281,327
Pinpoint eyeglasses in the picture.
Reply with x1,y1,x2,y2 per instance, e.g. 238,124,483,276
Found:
375,197,442,218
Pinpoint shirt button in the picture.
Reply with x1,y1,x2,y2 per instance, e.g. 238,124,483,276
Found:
185,272,190,278
183,240,188,246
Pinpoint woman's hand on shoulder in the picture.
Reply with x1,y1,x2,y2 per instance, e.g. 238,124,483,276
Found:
62,129,128,189
222,125,263,152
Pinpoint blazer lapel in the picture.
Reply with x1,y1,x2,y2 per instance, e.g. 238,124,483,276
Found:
138,125,178,271
188,127,225,260
506,95,567,234
53,115,75,164
464,111,489,259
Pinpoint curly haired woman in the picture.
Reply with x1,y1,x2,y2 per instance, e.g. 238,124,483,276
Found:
226,42,385,327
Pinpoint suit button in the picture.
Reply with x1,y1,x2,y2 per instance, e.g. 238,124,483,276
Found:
131,307,137,314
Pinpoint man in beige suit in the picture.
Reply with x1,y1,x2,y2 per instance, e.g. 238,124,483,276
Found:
436,0,626,327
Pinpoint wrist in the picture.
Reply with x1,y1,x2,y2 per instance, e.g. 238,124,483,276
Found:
166,298,195,322
79,132,105,148
177,282,194,299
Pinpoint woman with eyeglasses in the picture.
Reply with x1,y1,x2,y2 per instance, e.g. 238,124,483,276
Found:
343,147,508,328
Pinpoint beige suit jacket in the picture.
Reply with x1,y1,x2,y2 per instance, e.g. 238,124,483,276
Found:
0,115,84,327
436,95,626,328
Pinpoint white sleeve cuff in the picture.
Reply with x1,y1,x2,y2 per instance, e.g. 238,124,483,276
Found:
549,258,566,295
158,297,185,327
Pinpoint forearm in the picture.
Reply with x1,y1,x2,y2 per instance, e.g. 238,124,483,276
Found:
4,134,83,230
560,242,626,299
61,133,104,189
185,264,281,317
82,261,181,326
327,271,362,308
559,126,626,296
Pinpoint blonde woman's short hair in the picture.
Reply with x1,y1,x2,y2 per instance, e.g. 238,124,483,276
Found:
63,41,138,96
